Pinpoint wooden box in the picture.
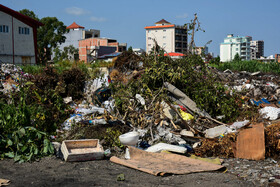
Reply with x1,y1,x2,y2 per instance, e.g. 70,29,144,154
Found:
61,139,104,161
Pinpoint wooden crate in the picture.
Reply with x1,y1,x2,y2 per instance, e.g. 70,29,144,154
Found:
61,139,104,161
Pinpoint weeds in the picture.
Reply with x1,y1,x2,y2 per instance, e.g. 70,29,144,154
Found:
211,60,280,74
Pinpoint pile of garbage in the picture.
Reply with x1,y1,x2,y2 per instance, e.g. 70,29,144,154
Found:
55,53,280,159
0,64,30,94
3,51,280,184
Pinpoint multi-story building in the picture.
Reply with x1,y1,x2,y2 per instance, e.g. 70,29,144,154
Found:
62,22,100,49
144,19,188,54
250,40,264,60
0,4,43,65
79,38,126,63
220,34,252,62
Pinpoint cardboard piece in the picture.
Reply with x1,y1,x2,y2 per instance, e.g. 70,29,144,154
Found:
235,123,265,160
110,146,224,176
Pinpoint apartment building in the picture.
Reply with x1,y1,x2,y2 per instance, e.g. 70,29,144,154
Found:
220,34,252,62
250,40,264,60
144,19,188,53
0,4,43,65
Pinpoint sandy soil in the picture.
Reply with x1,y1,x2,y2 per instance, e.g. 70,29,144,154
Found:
0,156,254,187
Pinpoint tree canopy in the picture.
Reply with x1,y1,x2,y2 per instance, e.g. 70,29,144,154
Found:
233,53,241,62
19,9,67,64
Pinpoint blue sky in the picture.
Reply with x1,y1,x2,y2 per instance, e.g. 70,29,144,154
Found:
2,0,280,56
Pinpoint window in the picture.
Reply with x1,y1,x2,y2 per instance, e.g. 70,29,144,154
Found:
163,43,166,46
163,30,166,32
163,36,166,39
148,44,151,46
148,37,152,40
236,48,238,51
148,30,150,33
19,27,30,35
0,25,9,33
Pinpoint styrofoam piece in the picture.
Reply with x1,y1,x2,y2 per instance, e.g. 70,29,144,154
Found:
204,125,227,138
145,143,187,154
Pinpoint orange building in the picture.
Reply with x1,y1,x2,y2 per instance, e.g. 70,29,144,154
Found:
79,38,126,63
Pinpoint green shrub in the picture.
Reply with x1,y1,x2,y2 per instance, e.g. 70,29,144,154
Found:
21,65,44,75
111,54,241,123
0,86,65,162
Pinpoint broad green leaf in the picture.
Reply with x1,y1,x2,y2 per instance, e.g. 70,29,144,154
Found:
5,152,14,158
7,139,13,146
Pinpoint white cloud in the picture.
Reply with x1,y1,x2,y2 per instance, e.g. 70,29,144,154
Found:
65,7,90,16
90,16,107,22
176,13,188,19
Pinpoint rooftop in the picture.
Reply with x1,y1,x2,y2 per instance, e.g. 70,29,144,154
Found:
0,4,43,28
67,22,85,29
164,52,185,57
155,19,171,25
144,24,175,29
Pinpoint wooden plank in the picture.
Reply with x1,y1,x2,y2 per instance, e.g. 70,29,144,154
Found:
61,139,104,162
235,123,265,160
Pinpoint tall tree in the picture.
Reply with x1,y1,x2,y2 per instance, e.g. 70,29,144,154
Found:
233,53,241,62
37,17,67,63
19,9,39,21
184,14,205,54
19,9,67,64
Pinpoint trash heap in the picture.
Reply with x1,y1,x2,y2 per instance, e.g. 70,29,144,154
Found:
0,63,31,94
3,52,280,184
54,53,257,158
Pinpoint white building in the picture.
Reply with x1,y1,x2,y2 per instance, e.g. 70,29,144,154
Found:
220,34,252,62
145,19,188,54
59,22,100,50
0,4,43,65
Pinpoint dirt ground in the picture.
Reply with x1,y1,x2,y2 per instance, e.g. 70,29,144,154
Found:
0,156,254,187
